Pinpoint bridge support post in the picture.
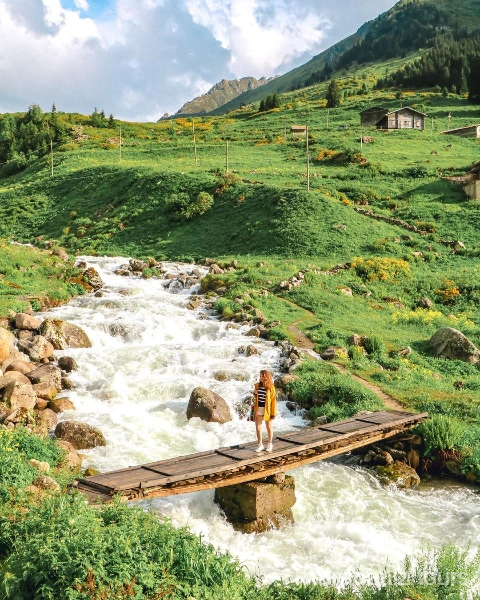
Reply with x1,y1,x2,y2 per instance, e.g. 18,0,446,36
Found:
214,473,296,533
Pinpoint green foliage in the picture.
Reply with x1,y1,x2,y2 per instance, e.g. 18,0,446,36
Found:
0,495,256,600
287,360,384,421
363,334,386,356
415,415,466,458
461,445,480,482
0,427,64,501
326,80,342,108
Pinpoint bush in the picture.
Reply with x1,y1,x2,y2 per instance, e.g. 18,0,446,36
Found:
415,415,466,458
364,335,386,356
0,428,64,501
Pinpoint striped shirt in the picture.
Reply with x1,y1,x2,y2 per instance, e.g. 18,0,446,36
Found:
257,385,267,408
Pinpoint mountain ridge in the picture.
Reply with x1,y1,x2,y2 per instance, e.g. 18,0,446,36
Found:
172,76,274,117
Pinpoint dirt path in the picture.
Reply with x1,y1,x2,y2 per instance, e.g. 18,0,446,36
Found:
280,298,406,412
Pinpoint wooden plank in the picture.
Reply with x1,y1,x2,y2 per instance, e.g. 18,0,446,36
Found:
217,438,300,460
355,411,410,424
142,452,238,476
277,429,337,444
319,419,379,434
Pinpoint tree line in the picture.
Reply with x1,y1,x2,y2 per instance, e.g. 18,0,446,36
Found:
0,105,116,178
375,33,480,100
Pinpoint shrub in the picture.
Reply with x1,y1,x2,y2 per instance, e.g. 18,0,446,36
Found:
0,427,64,500
416,415,465,458
364,335,386,356
351,257,410,282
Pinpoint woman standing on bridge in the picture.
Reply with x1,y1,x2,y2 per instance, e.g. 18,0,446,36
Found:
252,370,276,453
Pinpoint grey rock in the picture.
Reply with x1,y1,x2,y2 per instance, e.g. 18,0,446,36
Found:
429,327,480,365
26,364,62,392
187,387,232,424
55,420,106,449
39,319,92,350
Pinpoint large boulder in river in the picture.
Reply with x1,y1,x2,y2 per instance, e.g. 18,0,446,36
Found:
82,267,103,292
55,421,106,449
429,327,480,365
18,335,54,361
0,328,14,362
39,319,92,350
26,364,62,392
375,461,420,488
187,387,232,424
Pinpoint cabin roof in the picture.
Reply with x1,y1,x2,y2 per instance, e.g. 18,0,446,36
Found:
385,106,427,117
441,124,480,134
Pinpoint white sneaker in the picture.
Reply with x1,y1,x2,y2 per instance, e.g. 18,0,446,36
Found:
255,444,264,452
266,443,273,453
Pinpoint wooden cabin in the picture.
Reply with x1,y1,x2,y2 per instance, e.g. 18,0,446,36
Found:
360,106,426,130
441,124,480,139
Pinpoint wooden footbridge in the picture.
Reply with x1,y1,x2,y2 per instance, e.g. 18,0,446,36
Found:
72,410,427,504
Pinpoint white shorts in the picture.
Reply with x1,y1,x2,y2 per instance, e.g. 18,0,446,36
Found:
257,407,265,416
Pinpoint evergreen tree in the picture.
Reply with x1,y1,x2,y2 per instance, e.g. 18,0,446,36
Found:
326,80,342,108
108,114,116,128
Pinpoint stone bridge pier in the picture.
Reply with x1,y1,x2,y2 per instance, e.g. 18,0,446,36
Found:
214,472,296,533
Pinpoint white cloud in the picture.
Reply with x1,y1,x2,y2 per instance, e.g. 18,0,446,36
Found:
0,0,399,120
185,0,330,77
74,0,89,11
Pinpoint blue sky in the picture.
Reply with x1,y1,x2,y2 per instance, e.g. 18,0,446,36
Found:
60,0,115,18
0,0,398,121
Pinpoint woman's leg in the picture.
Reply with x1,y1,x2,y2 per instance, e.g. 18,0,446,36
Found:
265,419,273,445
255,415,264,445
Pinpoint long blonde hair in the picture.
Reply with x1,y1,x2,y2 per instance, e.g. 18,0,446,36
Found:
260,370,274,390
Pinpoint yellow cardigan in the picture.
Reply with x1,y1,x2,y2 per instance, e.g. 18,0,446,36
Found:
253,383,277,421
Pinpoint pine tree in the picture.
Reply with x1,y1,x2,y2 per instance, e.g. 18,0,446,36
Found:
326,80,342,108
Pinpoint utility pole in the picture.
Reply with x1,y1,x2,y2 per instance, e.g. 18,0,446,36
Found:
225,139,229,174
306,124,310,192
360,123,363,151
447,112,452,128
119,125,122,160
431,117,434,135
326,109,330,130
50,140,54,176
192,119,198,168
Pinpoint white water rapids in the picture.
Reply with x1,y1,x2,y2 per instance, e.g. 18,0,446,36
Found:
45,256,479,586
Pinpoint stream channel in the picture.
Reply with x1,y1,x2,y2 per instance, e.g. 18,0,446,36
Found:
45,256,480,587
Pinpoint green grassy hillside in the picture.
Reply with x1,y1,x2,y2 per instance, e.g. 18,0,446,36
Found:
211,0,480,114
1,82,480,482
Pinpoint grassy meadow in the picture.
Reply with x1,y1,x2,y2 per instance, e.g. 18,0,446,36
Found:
1,85,479,465
1,78,480,598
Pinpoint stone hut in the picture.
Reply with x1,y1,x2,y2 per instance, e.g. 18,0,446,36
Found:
443,161,480,200
441,124,480,139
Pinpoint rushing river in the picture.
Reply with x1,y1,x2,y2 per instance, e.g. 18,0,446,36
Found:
45,256,480,586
